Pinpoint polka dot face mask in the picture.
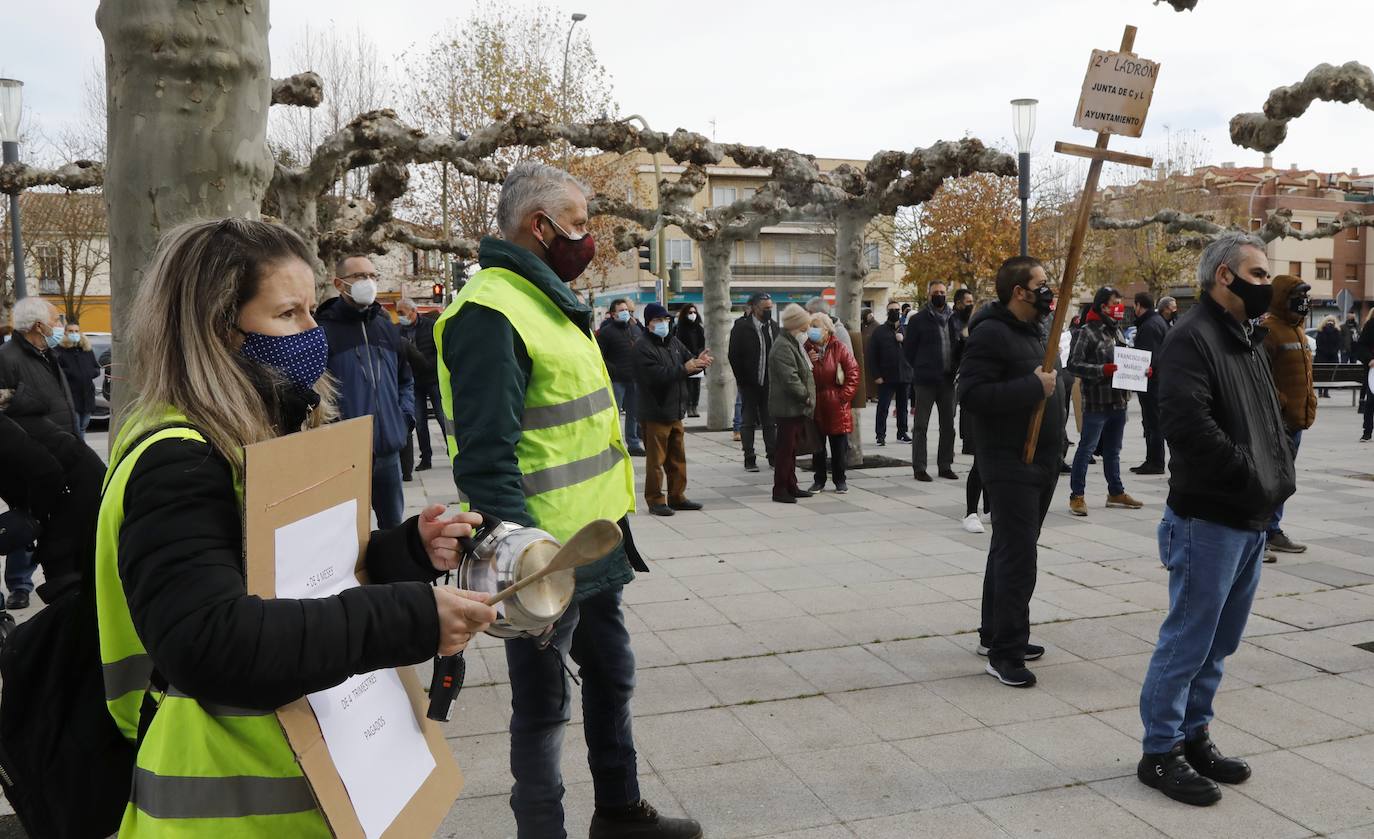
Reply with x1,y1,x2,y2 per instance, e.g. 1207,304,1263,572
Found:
239,327,329,395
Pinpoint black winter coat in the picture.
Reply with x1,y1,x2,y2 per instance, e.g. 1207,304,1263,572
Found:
596,319,644,383
1158,295,1295,531
902,305,960,386
635,333,692,423
0,337,76,435
399,312,440,387
672,317,706,356
866,322,912,384
1314,324,1341,364
957,303,1064,485
1132,309,1169,354
58,345,101,415
728,314,779,388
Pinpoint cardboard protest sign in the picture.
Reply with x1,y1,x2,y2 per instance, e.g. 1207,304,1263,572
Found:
244,417,462,839
1112,346,1152,393
1073,49,1160,138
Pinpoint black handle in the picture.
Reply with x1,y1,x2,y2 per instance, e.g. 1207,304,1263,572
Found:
426,651,466,722
455,509,503,558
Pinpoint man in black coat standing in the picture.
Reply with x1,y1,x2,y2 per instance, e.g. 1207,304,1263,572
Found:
904,280,961,481
636,303,711,516
1131,292,1170,475
397,297,445,476
958,256,1062,689
867,300,912,447
727,293,779,472
597,298,646,456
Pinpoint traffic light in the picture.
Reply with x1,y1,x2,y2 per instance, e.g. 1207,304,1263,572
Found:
431,282,444,304
638,245,653,273
668,262,683,294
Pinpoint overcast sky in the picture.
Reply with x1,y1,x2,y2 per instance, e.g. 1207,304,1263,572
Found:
8,0,1374,176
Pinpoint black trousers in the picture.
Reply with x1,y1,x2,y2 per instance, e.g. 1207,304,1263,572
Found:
875,381,909,441
402,382,447,475
812,433,849,487
966,459,989,516
1139,386,1165,466
979,476,1056,663
686,377,702,412
739,383,775,461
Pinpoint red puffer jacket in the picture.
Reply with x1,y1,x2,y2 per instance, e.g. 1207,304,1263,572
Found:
808,338,860,435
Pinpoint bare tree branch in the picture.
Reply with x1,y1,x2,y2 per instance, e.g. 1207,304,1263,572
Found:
1230,61,1374,153
271,72,324,108
1092,205,1374,251
1155,0,1198,10
0,160,104,194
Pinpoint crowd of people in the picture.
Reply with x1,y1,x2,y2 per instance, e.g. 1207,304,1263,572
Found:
6,159,1374,835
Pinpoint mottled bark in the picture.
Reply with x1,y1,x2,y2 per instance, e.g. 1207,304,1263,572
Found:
0,160,104,194
1231,62,1374,153
699,239,736,432
97,0,274,424
1156,0,1198,10
1092,206,1374,251
833,210,868,464
271,72,324,108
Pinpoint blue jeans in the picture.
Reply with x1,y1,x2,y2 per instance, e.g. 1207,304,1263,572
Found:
371,450,404,529
1071,408,1127,497
76,412,91,439
1267,429,1301,535
506,587,639,839
612,381,642,448
4,548,35,595
1139,507,1265,753
733,392,743,433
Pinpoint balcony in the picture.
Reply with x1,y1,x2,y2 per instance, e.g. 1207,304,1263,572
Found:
730,264,835,278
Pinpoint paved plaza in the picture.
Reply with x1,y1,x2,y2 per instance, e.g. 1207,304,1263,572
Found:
6,399,1374,838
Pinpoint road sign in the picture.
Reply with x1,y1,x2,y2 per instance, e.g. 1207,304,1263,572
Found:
822,287,836,305
1073,48,1160,139
1337,288,1355,315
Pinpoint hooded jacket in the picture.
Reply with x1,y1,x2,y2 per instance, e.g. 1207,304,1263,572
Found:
316,296,415,456
1261,275,1317,433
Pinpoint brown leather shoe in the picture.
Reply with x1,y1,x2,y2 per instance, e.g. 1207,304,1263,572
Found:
1107,492,1144,509
1069,495,1088,517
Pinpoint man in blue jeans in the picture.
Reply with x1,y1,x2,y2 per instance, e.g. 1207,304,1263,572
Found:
1137,232,1295,807
1067,286,1143,516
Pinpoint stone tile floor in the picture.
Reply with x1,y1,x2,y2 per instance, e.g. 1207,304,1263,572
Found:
8,399,1372,838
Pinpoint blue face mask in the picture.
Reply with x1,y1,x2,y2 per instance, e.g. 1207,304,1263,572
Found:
652,321,670,338
239,327,329,395
42,326,62,350
616,310,631,323
398,315,412,326
807,327,824,344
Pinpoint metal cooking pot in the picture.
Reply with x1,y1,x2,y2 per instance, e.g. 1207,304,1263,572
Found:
457,512,575,639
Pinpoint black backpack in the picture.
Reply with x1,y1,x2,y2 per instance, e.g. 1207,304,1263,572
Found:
0,423,189,838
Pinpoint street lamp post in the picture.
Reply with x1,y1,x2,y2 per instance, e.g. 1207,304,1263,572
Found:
1011,98,1038,258
559,13,587,170
0,79,25,300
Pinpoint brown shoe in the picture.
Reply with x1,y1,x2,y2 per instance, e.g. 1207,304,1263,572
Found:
1069,495,1088,517
1107,493,1144,509
732,431,741,442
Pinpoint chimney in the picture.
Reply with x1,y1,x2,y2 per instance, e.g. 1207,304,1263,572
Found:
1262,154,1274,169
1221,161,1235,169
1290,163,1299,171
1352,167,1361,177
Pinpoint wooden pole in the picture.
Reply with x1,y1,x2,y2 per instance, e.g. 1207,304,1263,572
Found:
1022,24,1137,464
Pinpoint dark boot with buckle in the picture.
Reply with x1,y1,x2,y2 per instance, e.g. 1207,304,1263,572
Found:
1184,727,1251,784
589,799,703,839
1138,743,1223,806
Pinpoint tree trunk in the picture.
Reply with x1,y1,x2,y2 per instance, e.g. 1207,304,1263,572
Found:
700,239,736,431
273,182,327,295
98,0,274,425
834,210,869,465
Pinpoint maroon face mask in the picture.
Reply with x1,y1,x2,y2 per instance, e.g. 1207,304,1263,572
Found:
538,215,597,282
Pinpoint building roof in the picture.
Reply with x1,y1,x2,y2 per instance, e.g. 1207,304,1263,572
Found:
14,191,108,236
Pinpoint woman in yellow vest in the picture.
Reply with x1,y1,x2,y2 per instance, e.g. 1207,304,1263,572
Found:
95,218,497,836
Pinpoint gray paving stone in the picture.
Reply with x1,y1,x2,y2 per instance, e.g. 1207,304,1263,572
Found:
1235,750,1374,835
659,757,837,837
976,785,1167,839
632,707,770,771
732,695,879,754
1294,733,1374,788
783,742,959,821
997,714,1144,782
689,655,816,705
844,803,1013,838
780,646,908,693
896,728,1069,801
1032,660,1149,712
923,674,1080,726
631,664,719,716
1213,687,1363,748
864,635,979,682
1090,776,1314,839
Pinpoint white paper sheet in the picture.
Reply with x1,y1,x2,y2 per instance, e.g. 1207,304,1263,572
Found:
275,500,435,839
1111,346,1152,393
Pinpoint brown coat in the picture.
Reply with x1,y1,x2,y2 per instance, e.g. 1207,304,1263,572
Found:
1262,274,1316,432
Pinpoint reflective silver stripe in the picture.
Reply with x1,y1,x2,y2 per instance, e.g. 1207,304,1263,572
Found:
131,767,317,820
165,686,273,718
104,653,153,701
1279,342,1304,351
522,388,614,431
522,445,625,497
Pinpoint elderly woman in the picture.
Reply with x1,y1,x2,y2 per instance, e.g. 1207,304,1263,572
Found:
805,312,859,494
768,304,818,503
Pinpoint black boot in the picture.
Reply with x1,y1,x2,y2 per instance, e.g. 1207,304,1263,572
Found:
1138,744,1222,806
589,799,702,839
416,458,432,472
1184,727,1251,784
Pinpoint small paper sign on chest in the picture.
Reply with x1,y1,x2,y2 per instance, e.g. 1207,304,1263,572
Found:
1112,347,1152,393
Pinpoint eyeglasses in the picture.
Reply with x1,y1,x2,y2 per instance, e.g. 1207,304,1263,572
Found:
340,272,381,283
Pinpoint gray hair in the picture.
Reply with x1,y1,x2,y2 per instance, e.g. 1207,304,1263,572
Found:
1158,296,1177,312
396,297,417,312
497,161,592,240
11,297,56,333
1198,232,1266,292
804,296,830,315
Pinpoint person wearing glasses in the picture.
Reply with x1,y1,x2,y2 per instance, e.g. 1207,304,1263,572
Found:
316,256,416,528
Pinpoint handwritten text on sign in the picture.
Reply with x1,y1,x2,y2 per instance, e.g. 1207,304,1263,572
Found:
1073,49,1160,138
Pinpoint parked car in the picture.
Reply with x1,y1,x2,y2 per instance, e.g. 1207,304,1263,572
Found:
86,331,112,426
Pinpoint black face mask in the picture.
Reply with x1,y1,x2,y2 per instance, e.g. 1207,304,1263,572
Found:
1289,295,1310,316
1021,284,1054,315
757,308,774,323
1227,268,1273,320
930,294,947,309
887,309,901,323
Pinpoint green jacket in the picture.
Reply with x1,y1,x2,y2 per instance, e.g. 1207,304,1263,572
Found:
440,237,633,601
768,333,817,419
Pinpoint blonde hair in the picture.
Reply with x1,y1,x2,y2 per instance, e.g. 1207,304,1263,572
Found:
123,218,335,472
809,312,834,336
1322,315,1338,328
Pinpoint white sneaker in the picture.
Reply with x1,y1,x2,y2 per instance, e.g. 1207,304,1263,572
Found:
962,513,985,534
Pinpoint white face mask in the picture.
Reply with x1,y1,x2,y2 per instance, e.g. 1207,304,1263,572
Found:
345,278,378,306
687,313,697,322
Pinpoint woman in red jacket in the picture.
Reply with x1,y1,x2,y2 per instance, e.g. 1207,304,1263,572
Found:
806,313,860,493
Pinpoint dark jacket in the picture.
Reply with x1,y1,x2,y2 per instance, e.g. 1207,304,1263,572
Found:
0,336,76,435
958,302,1064,485
767,333,816,419
399,312,440,387
672,316,706,356
1262,275,1317,433
1158,294,1295,531
1132,309,1169,354
1068,315,1131,412
635,332,692,423
1340,319,1358,354
316,296,415,456
441,237,640,602
902,304,960,387
596,318,644,383
866,320,912,384
1314,323,1341,364
58,345,101,416
728,314,779,389
1352,318,1374,395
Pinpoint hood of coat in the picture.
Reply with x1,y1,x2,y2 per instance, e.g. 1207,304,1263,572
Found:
1267,274,1307,326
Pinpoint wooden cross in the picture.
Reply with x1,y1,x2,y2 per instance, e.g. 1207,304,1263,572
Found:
1023,24,1157,464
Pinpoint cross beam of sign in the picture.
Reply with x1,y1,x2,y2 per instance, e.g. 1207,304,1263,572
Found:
1022,24,1157,465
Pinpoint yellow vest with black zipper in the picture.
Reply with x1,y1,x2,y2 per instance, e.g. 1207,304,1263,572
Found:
95,413,329,837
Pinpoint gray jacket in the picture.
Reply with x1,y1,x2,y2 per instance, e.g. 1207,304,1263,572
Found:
0,337,77,435
767,333,817,419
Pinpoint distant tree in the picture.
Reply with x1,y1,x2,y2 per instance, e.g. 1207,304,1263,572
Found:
8,192,110,322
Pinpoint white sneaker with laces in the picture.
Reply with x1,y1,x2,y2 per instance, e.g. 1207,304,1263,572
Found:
962,513,985,534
